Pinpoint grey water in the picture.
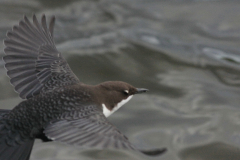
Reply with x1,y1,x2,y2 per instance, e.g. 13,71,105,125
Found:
1,0,240,160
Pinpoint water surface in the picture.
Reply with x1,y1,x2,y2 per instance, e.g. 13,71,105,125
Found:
0,0,240,160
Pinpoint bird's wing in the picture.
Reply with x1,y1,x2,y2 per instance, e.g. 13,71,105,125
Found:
44,104,167,156
44,104,136,150
3,14,80,99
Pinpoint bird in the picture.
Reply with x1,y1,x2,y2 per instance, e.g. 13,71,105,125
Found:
0,14,166,160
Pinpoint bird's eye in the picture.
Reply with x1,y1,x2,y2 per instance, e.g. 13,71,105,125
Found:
123,90,129,95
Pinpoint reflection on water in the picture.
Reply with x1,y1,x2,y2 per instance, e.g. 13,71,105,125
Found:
0,0,240,160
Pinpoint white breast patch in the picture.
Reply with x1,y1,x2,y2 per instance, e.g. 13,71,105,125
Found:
102,95,133,117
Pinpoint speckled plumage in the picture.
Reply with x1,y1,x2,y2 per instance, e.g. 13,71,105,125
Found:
0,14,166,160
3,85,94,140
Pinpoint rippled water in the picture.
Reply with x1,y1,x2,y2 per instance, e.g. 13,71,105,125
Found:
1,0,240,160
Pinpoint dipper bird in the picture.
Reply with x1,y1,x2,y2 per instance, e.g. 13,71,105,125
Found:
0,14,166,160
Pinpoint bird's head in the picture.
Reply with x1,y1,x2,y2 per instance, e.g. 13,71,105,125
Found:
97,81,148,117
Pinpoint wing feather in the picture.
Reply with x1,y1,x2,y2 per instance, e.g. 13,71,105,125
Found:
44,105,167,156
44,105,136,150
3,14,80,99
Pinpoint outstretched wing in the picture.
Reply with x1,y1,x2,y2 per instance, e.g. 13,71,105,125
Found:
44,105,136,150
3,14,80,99
44,104,167,156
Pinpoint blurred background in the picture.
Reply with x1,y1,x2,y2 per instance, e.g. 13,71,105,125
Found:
1,0,240,160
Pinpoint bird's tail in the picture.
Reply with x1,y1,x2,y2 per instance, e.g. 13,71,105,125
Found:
0,109,35,160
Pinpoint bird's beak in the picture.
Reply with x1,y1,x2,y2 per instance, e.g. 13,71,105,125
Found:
135,88,149,94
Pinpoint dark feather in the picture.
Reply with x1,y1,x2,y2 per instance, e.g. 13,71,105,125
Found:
44,104,136,150
3,14,80,99
49,16,55,38
0,118,35,160
0,139,34,160
0,110,10,118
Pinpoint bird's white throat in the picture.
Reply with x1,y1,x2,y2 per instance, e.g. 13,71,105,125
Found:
102,95,133,117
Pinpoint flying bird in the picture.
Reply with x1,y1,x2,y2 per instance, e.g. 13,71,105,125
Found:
0,14,166,160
